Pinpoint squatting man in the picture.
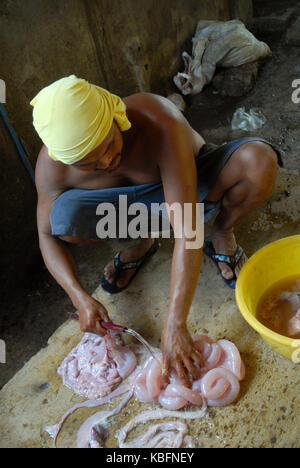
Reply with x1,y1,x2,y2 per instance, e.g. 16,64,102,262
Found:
32,75,281,387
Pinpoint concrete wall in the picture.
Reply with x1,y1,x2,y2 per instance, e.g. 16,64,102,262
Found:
0,0,252,300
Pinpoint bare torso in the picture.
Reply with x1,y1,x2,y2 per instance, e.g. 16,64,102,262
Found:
35,93,205,198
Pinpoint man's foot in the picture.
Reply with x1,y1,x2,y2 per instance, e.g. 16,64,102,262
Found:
210,228,247,281
103,238,156,289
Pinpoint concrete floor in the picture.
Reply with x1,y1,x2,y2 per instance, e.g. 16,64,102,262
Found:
0,170,299,448
1,19,300,449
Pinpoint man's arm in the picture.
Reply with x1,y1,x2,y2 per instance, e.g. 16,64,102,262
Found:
35,153,111,335
152,108,204,386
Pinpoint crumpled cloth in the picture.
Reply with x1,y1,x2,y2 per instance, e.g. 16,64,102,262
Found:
174,20,271,96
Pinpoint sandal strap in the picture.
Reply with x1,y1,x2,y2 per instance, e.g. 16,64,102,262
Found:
113,239,159,272
211,245,244,269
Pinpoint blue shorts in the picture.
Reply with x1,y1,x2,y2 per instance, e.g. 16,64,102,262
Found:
50,137,282,239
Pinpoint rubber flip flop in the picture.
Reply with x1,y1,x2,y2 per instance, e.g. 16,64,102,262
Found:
203,237,245,290
101,239,160,294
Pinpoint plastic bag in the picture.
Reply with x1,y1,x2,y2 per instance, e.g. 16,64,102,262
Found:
174,20,271,95
231,107,267,131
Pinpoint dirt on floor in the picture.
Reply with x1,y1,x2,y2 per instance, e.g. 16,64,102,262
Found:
1,3,300,391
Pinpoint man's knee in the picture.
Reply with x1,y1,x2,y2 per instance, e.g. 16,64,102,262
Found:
239,141,278,197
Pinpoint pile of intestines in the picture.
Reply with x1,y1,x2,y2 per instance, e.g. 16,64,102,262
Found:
49,332,245,448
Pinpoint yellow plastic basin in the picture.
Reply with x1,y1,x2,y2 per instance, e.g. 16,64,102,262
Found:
236,235,300,361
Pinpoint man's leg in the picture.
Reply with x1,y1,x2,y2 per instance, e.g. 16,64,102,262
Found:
205,141,278,280
58,235,155,289
103,238,156,288
50,187,157,289
102,182,166,289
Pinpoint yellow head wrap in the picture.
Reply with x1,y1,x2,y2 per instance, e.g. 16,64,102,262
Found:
30,75,131,165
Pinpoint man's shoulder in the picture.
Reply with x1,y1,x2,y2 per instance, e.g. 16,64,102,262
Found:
124,92,184,125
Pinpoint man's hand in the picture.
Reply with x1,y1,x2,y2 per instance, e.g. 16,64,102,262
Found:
161,324,203,388
77,295,111,336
